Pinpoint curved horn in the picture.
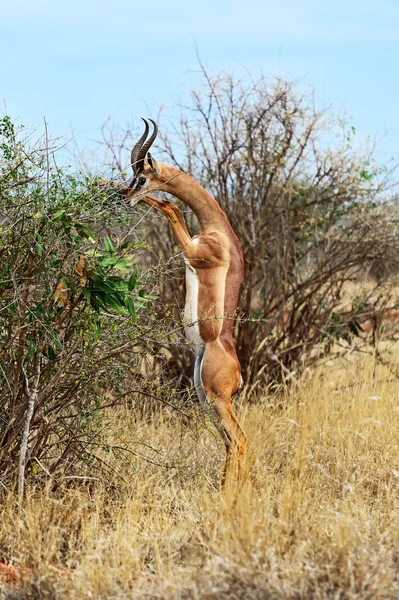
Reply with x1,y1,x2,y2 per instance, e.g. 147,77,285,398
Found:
137,119,158,166
131,118,149,174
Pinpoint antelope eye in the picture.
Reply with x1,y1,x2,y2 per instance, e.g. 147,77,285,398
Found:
134,176,147,191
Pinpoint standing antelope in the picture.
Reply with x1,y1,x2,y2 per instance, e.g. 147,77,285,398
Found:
119,119,247,484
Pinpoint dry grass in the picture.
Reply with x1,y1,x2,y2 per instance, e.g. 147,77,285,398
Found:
2,354,399,599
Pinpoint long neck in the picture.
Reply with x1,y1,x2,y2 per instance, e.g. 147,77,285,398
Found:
157,164,229,231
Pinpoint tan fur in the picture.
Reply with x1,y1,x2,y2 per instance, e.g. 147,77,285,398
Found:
127,160,247,485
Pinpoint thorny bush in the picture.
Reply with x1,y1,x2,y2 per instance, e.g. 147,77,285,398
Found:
102,67,399,394
0,117,183,491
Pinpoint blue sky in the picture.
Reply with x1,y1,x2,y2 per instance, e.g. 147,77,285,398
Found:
1,0,398,166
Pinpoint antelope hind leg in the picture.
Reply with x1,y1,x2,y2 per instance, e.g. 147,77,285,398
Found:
201,343,247,486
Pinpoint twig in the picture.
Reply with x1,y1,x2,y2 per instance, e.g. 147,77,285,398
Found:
18,359,41,499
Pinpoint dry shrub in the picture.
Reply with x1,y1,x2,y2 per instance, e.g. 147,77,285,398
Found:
161,67,399,390
0,117,182,490
101,65,399,391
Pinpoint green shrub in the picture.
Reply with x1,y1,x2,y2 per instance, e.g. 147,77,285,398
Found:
0,117,170,492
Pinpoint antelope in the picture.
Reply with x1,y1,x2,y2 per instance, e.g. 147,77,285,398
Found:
122,118,247,485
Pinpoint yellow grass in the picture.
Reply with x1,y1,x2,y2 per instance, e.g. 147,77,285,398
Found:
2,354,399,599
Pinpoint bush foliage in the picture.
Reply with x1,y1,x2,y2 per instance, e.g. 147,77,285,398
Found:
0,117,172,490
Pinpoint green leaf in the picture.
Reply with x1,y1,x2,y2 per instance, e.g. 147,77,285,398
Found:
53,210,72,228
98,256,135,274
105,293,129,315
89,295,103,312
103,235,115,253
25,340,36,362
135,294,157,304
91,275,128,293
53,209,66,221
44,345,57,361
90,291,108,312
90,276,115,293
75,223,96,241
48,330,62,349
107,276,128,291
360,170,373,181
124,296,137,321
128,266,138,291
98,257,121,268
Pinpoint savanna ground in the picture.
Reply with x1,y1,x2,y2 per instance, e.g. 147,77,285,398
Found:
2,349,399,600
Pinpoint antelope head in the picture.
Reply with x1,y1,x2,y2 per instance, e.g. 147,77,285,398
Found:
127,118,162,202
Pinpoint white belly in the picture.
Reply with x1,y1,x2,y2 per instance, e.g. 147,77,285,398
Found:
183,263,203,352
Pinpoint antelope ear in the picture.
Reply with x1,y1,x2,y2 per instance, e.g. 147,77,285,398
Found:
146,152,159,173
